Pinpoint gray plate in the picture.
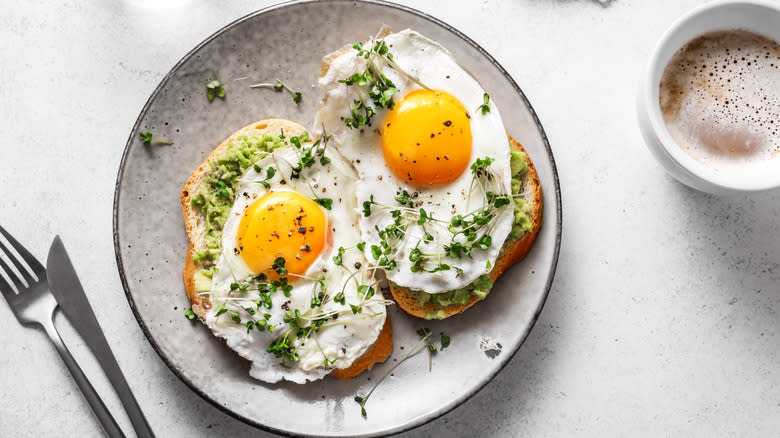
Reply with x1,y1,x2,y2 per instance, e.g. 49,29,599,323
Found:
113,1,561,436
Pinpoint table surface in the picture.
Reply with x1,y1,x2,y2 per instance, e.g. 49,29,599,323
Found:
1,0,778,436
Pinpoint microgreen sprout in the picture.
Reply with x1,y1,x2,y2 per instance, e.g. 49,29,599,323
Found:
206,79,226,101
354,328,433,417
184,308,196,320
249,79,302,104
363,195,375,217
476,93,491,115
339,33,430,129
252,165,276,189
315,198,333,210
139,132,172,146
332,246,346,266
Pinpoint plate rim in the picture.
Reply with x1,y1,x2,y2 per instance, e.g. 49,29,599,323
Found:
112,1,562,436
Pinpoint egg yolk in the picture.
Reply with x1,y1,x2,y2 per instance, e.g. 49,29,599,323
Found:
382,89,472,186
236,191,330,280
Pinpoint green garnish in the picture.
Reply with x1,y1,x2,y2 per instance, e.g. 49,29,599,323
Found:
362,195,375,217
357,284,375,300
288,132,330,180
332,246,345,266
395,190,411,206
356,242,366,251
476,93,490,115
138,132,172,146
206,79,226,101
249,79,302,104
354,328,436,417
315,198,333,210
441,335,451,349
339,36,429,129
252,165,276,189
416,208,430,225
272,257,288,276
184,308,196,320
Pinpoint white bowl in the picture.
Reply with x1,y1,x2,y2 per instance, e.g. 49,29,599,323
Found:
637,0,780,194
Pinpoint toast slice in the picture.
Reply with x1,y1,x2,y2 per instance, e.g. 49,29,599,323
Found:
181,118,308,318
389,135,543,319
180,118,392,379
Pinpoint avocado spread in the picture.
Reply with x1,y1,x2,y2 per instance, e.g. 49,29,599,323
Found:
412,149,533,318
190,133,287,290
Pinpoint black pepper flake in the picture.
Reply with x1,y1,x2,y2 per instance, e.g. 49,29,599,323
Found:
354,261,362,269
271,231,280,239
280,180,287,185
233,247,239,255
465,112,471,119
444,155,450,160
407,172,413,181
298,227,307,234
281,301,291,311
301,244,311,252
430,133,435,138
309,226,314,232
443,120,452,126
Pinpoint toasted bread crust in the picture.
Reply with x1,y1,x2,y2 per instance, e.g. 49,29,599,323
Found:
183,244,210,319
181,118,392,380
330,314,393,379
389,135,543,319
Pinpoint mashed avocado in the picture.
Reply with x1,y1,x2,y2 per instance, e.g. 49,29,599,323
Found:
411,150,533,318
410,274,494,319
509,149,533,241
190,133,287,276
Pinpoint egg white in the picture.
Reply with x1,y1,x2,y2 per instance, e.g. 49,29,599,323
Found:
315,29,515,294
204,144,386,384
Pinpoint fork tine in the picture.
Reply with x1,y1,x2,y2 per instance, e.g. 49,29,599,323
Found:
0,252,20,298
0,225,44,279
0,236,36,286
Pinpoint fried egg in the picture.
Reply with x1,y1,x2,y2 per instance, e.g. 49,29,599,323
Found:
205,141,386,383
315,29,515,294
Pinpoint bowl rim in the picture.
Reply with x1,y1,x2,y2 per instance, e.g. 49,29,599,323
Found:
639,0,780,193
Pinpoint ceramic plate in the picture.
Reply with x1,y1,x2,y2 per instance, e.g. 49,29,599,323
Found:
113,1,561,436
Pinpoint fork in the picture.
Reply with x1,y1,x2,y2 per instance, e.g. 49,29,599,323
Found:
0,225,125,438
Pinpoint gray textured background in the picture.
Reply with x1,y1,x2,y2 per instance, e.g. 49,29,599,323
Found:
1,0,778,436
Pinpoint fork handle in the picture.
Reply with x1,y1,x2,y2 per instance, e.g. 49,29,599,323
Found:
41,317,126,438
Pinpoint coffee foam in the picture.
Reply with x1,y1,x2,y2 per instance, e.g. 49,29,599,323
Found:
659,30,780,172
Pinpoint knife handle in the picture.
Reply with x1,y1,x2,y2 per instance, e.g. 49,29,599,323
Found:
83,319,156,438
41,316,126,438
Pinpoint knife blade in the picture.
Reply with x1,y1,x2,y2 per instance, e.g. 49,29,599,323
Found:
47,236,156,438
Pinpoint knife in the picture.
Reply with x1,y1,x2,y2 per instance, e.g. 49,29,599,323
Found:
47,236,156,438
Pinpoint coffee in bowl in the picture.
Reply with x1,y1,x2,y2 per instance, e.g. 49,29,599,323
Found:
658,29,780,171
